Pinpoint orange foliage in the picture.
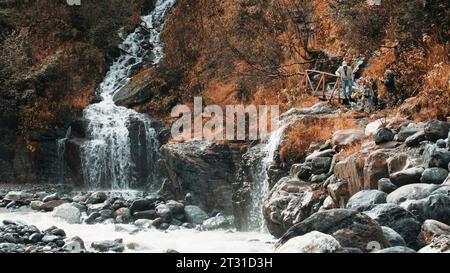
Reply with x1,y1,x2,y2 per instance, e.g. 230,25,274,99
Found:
281,114,357,162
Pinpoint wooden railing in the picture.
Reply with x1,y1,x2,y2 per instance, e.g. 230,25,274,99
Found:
296,70,342,104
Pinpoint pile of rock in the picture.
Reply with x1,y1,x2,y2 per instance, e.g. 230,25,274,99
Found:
271,118,450,253
0,191,234,232
0,220,85,253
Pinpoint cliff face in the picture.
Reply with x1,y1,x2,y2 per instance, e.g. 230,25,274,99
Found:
0,0,147,183
0,0,448,185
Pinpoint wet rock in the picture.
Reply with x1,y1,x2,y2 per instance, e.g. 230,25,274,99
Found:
86,192,108,204
4,191,31,202
99,209,115,220
30,200,45,211
418,235,450,253
115,208,131,223
202,215,234,230
382,226,406,247
365,204,421,248
405,131,426,147
184,205,209,225
387,183,439,204
346,190,387,212
165,200,185,221
436,139,446,148
134,219,153,229
390,167,424,187
263,177,325,237
276,231,342,253
373,128,395,144
42,193,60,203
332,129,366,147
40,200,65,212
377,178,397,194
129,198,153,213
156,204,172,223
29,233,43,243
373,246,416,253
424,120,450,142
419,220,450,245
420,167,448,184
84,212,101,224
64,236,86,253
52,203,81,224
422,144,450,169
276,209,388,252
91,239,124,253
133,210,157,220
42,235,60,243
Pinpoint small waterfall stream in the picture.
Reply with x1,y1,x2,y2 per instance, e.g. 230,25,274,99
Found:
56,127,71,184
81,0,176,190
248,125,286,231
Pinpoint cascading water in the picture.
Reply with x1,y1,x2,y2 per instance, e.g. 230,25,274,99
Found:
248,125,286,231
81,0,176,190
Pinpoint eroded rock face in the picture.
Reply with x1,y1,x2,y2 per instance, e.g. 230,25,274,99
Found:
276,209,389,252
160,142,238,214
262,177,326,237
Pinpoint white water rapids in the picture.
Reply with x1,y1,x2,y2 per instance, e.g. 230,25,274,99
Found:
81,0,176,190
0,208,275,253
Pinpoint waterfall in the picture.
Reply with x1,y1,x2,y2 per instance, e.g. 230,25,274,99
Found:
81,0,176,190
56,126,71,184
248,125,286,231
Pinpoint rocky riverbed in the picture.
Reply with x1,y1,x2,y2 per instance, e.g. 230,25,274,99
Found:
0,189,275,253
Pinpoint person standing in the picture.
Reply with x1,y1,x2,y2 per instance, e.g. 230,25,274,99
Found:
335,61,355,103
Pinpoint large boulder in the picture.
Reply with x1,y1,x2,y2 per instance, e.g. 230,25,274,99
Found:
422,194,450,225
4,191,32,202
346,190,387,212
363,150,390,189
160,142,236,214
424,120,450,142
422,144,450,169
276,209,389,252
276,231,343,253
129,198,154,213
420,167,449,184
381,226,406,247
386,183,439,204
365,204,421,248
373,128,395,145
184,205,209,225
390,167,424,187
263,177,325,237
52,203,81,224
334,155,366,195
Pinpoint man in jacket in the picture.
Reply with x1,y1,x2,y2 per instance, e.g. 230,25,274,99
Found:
335,61,355,102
